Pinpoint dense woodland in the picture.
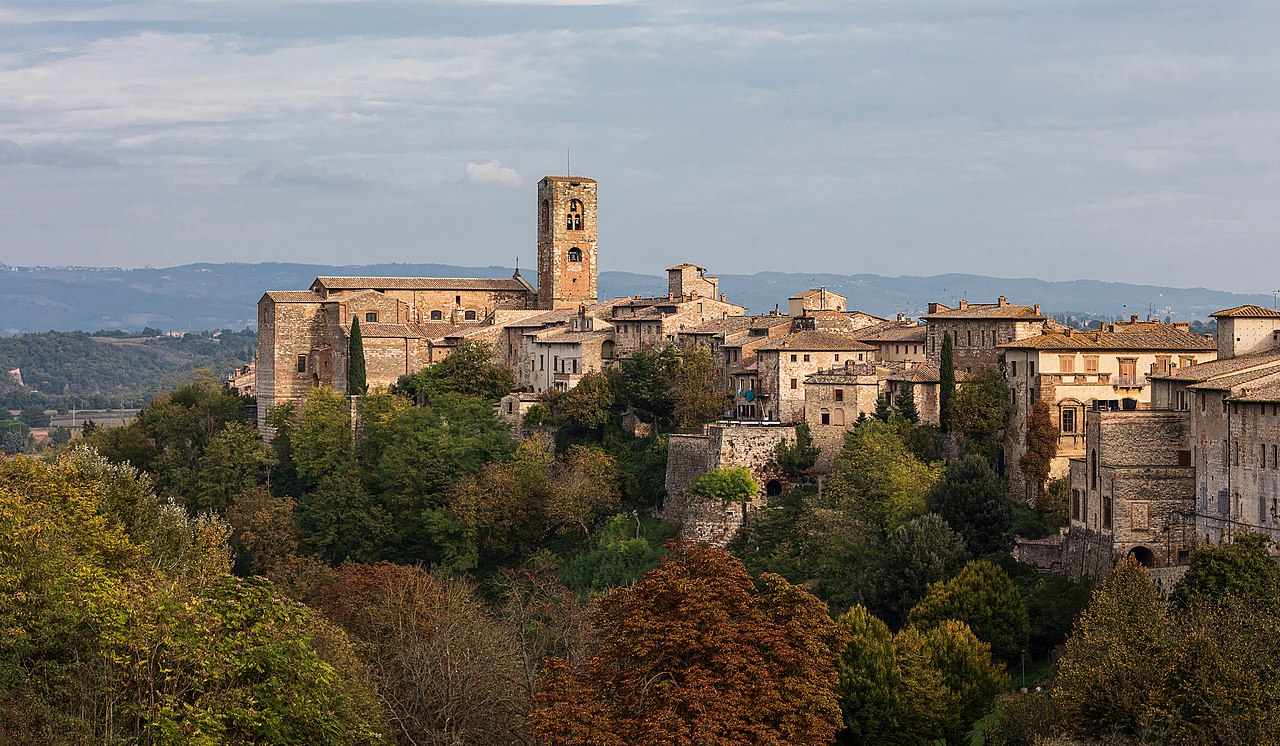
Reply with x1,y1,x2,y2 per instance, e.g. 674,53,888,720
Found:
4,339,1280,744
0,329,256,411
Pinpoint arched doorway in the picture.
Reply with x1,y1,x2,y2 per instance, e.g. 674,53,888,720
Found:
765,479,783,497
1129,546,1155,568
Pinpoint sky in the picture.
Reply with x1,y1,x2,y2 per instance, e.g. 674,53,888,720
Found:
1,0,1277,293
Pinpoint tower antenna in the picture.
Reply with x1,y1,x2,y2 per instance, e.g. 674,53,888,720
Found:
567,147,570,176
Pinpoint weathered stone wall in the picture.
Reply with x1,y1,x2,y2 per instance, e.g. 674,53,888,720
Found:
1013,533,1066,572
538,177,598,309
926,319,1028,373
662,423,794,545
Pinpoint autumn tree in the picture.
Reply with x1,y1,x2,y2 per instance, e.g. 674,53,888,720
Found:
927,454,1013,556
673,345,727,428
348,315,367,395
908,559,1029,662
1054,556,1170,740
314,562,526,746
548,444,622,538
939,332,956,432
530,544,846,745
1019,399,1057,500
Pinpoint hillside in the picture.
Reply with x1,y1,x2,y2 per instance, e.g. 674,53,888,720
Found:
1,262,1272,334
0,329,256,410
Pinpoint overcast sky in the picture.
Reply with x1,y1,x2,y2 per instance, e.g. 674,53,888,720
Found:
1,0,1276,292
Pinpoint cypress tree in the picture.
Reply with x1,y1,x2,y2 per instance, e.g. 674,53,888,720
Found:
896,381,919,424
347,316,367,396
939,332,956,432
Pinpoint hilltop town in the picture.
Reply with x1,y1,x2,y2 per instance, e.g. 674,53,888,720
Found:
248,174,1280,585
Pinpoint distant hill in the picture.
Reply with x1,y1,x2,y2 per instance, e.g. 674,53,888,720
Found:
0,262,1272,334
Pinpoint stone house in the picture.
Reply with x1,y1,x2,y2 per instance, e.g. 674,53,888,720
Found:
854,318,928,363
802,362,882,470
1001,318,1216,499
922,296,1048,373
753,331,877,423
883,360,951,426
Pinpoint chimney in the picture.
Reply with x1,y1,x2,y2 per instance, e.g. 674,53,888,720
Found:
1065,328,1073,338
1173,322,1190,331
959,299,969,310
997,295,1008,306
897,312,905,322
1034,304,1041,315
720,293,726,302
928,302,944,314
1130,314,1139,324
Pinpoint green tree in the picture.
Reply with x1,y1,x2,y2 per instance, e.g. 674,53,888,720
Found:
835,605,946,745
1054,556,1170,740
1171,533,1280,609
895,382,919,424
953,369,1009,465
548,445,621,538
559,514,676,593
619,346,679,426
939,332,956,432
299,468,394,564
347,315,367,395
290,387,355,490
403,340,514,404
1019,399,1057,499
908,559,1029,662
775,424,820,478
869,513,969,629
927,454,1013,556
824,420,943,534
673,345,727,428
552,369,616,432
189,420,275,514
873,392,891,422
922,620,1009,745
17,405,50,427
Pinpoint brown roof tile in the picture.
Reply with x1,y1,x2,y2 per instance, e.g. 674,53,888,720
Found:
997,324,1214,351
1210,304,1280,319
923,302,1044,321
1187,364,1280,392
313,276,531,292
263,291,322,303
1154,351,1280,382
756,330,877,352
1230,382,1280,403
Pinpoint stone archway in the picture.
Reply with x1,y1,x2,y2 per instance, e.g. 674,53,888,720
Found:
765,479,783,497
1129,545,1155,568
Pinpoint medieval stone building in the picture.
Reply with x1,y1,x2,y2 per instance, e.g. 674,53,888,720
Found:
922,296,1047,373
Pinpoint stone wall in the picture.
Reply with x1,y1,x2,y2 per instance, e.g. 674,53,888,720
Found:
662,423,794,545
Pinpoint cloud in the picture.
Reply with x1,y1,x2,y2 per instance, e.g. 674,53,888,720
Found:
0,139,116,168
240,162,369,189
465,160,522,186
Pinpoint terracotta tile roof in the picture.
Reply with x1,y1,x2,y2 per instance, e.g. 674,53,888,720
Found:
680,315,789,336
1230,382,1280,403
997,324,1214,351
1153,351,1280,382
542,175,596,183
1186,364,1280,392
923,302,1044,321
1210,304,1280,318
756,330,877,352
313,276,532,292
788,288,846,300
666,263,704,271
263,291,321,303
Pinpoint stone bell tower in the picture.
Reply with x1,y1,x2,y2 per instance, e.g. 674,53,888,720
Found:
537,176,598,310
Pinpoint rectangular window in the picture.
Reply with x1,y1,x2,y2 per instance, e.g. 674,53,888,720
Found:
821,411,830,425
296,355,308,374
1084,356,1099,374
1103,496,1112,530
834,389,844,402
573,359,579,374
1029,361,1036,377
365,311,378,323
835,354,840,361
803,354,810,362
1059,355,1075,374
1222,440,1229,469
1061,408,1077,433
1118,358,1137,385
791,354,798,362
1071,490,1080,520
1155,356,1171,375
790,378,798,390
1011,360,1017,377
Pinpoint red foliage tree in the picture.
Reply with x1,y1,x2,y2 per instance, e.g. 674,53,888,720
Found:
530,543,846,745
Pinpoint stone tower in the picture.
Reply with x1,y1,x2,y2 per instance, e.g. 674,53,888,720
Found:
537,176,598,310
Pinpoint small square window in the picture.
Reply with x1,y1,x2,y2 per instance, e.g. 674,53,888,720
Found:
803,354,810,362
365,312,377,323
790,354,797,362
834,389,844,402
790,378,798,390
297,355,308,374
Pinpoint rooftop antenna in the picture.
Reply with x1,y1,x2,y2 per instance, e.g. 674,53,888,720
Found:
567,147,570,176
1274,289,1279,310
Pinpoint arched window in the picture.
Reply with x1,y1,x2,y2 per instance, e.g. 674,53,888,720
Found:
567,247,583,263
766,480,783,497
430,310,443,321
365,312,377,323
566,199,583,230
833,408,845,426
820,408,830,425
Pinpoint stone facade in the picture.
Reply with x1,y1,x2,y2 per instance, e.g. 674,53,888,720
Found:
1001,318,1216,500
923,296,1047,373
663,422,795,545
788,288,846,317
754,331,877,423
537,176,598,310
